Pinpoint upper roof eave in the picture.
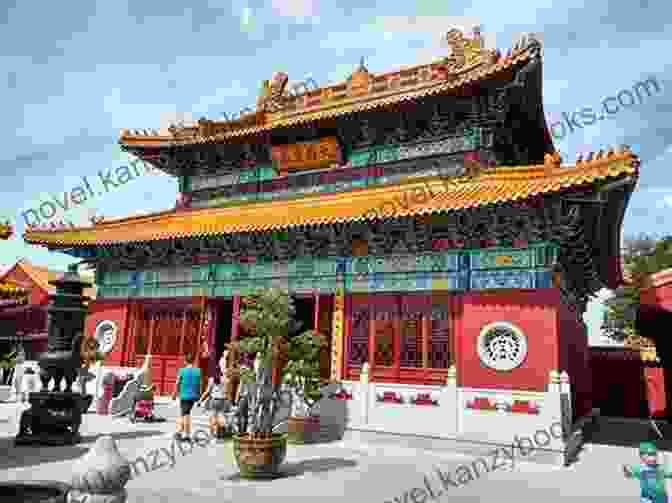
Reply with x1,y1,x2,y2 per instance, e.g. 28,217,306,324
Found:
118,34,539,148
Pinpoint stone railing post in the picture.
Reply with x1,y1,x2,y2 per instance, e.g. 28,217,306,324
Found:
545,370,563,430
559,370,571,394
68,436,131,503
445,365,459,434
360,362,369,425
559,371,572,436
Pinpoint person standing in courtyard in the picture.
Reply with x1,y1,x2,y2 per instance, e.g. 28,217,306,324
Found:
197,370,230,437
172,352,201,441
624,441,672,503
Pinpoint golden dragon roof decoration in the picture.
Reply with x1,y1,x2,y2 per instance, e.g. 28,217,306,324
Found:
119,29,540,147
0,221,14,240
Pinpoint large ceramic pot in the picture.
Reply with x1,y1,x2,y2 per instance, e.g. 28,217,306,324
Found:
233,433,287,479
0,481,70,503
287,415,320,444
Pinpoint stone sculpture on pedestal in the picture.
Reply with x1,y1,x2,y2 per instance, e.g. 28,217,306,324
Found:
15,264,92,446
68,436,131,503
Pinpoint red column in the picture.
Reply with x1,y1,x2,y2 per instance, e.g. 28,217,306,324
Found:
232,295,240,341
121,301,132,367
313,293,320,331
208,300,219,380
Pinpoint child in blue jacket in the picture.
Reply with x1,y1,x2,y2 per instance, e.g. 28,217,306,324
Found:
624,441,672,503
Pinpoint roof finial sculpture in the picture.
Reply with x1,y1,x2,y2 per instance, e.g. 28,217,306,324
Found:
257,72,289,113
445,26,489,72
357,56,367,72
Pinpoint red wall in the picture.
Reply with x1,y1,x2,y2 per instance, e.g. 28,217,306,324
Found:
457,289,560,392
85,300,130,366
557,301,592,419
642,283,672,311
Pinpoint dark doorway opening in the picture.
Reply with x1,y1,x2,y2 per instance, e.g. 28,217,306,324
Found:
215,300,234,363
293,296,315,335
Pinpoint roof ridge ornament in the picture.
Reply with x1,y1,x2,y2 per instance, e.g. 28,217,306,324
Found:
356,56,368,73
257,72,289,114
445,26,488,72
348,57,372,97
544,150,562,170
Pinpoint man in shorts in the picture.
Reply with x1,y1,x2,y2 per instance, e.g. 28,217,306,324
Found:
172,352,201,441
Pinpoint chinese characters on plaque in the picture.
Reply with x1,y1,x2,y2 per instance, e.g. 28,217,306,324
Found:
271,136,340,174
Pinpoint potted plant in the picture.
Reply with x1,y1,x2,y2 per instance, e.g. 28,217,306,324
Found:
0,350,16,402
232,288,314,479
285,330,328,444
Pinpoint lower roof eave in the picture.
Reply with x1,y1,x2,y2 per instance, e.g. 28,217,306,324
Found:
22,148,639,250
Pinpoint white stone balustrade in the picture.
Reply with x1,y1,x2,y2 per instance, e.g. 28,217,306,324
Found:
322,366,580,464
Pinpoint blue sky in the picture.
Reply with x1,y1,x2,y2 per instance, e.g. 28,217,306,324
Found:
0,0,670,341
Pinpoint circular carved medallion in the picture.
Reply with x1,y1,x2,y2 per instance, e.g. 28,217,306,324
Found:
95,320,118,354
477,322,527,371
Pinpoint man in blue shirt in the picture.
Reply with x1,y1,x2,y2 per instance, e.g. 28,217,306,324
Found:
172,353,201,441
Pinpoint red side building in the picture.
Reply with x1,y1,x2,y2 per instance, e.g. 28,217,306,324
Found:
0,259,96,359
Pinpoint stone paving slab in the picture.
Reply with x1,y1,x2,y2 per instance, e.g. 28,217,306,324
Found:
0,403,649,502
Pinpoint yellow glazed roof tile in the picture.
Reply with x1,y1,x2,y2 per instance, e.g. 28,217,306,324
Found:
0,222,14,240
0,279,28,297
23,148,638,248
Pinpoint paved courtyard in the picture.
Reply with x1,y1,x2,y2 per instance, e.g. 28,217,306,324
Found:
0,401,661,502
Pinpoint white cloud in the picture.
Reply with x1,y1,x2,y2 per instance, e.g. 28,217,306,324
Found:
370,15,482,34
271,0,319,19
158,111,196,131
193,80,256,118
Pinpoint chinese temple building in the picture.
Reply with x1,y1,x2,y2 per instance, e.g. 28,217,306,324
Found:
0,224,32,355
24,29,638,459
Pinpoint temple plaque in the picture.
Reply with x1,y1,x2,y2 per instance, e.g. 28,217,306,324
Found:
271,136,339,172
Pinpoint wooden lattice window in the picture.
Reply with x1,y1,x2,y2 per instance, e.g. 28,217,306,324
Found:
348,296,370,367
346,293,453,381
429,294,452,369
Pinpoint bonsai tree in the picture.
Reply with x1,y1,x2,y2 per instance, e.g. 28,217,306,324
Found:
0,350,16,386
234,288,320,437
284,330,329,417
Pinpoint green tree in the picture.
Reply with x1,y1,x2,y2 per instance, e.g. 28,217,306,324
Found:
0,350,16,386
603,234,672,341
284,330,329,417
234,289,324,437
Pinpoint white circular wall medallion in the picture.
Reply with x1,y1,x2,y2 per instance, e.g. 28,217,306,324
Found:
477,322,528,371
95,320,118,354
